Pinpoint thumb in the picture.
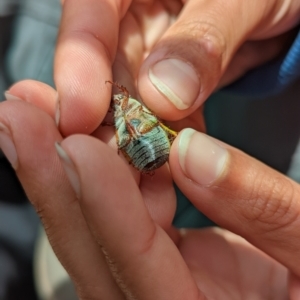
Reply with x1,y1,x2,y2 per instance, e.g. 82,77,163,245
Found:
170,128,300,277
138,0,298,120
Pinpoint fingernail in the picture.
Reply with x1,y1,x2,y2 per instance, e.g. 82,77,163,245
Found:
4,91,23,101
149,58,200,110
55,93,60,127
0,123,18,169
55,142,81,198
178,128,228,186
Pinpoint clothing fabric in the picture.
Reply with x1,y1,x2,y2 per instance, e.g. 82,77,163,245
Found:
0,1,60,299
0,0,300,298
224,29,300,97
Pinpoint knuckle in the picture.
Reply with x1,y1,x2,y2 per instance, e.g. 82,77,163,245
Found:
242,171,299,233
183,19,227,60
166,19,227,74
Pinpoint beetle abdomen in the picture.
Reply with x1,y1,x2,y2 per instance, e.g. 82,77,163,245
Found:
107,82,178,173
122,126,170,172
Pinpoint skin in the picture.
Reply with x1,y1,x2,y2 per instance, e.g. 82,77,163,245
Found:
2,0,300,299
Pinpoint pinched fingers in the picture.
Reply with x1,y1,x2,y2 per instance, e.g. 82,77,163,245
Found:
138,0,300,120
6,80,58,120
55,0,132,136
56,134,205,300
170,128,300,278
0,100,124,299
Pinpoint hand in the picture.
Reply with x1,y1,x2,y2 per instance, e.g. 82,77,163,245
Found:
0,83,176,299
3,0,300,298
1,93,300,299
43,129,300,300
7,0,299,135
54,127,300,299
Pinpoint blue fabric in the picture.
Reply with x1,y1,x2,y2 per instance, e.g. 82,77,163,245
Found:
224,30,300,98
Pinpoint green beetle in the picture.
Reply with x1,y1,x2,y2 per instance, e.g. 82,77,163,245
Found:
107,81,177,174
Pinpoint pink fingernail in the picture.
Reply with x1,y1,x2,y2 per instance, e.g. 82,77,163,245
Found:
55,142,81,198
55,93,60,127
4,91,23,101
178,128,228,186
149,58,200,110
0,123,18,169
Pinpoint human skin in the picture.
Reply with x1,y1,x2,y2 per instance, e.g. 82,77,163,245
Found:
2,0,300,299
0,95,300,299
52,0,300,134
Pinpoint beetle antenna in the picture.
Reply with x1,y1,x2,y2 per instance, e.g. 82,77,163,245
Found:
105,80,129,98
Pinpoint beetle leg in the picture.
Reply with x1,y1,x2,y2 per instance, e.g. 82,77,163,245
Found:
142,170,155,177
108,100,114,112
159,122,178,141
116,126,132,148
101,121,114,126
125,119,138,139
105,80,130,99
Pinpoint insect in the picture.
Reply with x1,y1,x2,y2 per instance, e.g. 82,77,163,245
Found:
106,81,177,174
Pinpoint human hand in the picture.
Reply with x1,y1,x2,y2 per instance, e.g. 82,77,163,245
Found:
31,0,299,137
2,91,300,298
0,83,177,299
49,127,300,300
3,0,300,297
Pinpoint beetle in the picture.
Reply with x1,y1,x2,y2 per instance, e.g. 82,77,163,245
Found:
106,81,177,174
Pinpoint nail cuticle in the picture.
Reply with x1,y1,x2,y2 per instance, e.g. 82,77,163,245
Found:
4,91,23,101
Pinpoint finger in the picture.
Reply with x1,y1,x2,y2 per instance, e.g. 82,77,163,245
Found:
93,120,177,231
97,5,177,229
112,12,143,96
130,1,174,56
140,165,176,230
55,0,132,135
166,106,206,133
138,0,299,120
179,228,288,298
218,29,299,87
0,101,123,299
170,128,300,277
289,273,300,300
6,80,57,119
58,135,205,300
93,116,177,231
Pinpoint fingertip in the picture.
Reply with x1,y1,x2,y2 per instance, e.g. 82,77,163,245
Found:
57,81,111,136
7,80,57,118
170,128,229,187
138,32,224,120
138,49,200,121
4,91,23,102
55,0,123,135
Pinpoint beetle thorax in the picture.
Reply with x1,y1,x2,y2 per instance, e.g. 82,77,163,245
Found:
113,94,143,119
